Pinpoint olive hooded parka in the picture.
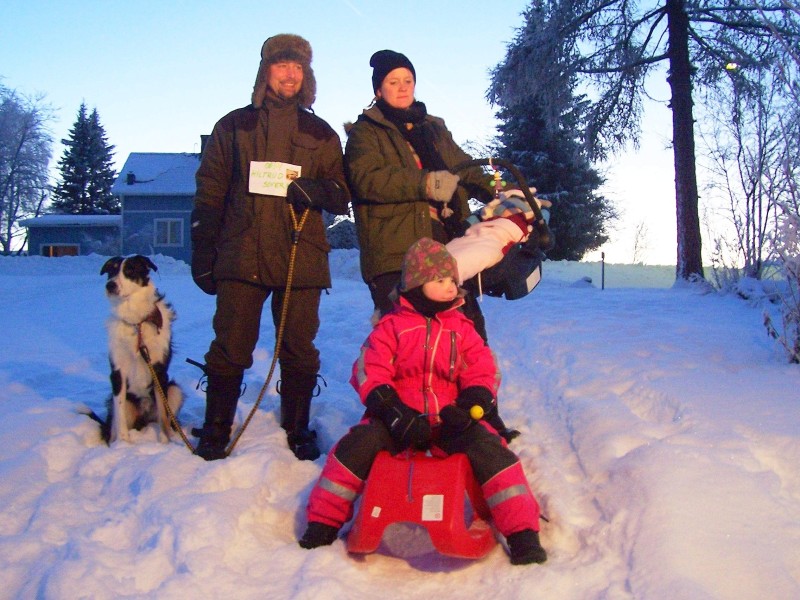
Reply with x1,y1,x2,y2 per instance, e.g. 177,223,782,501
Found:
345,103,493,285
192,94,349,289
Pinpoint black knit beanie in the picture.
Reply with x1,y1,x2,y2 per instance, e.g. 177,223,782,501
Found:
370,50,416,92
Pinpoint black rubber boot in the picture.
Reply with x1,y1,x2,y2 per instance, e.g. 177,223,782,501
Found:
279,372,321,461
194,372,242,461
287,428,320,461
506,529,547,565
299,522,340,549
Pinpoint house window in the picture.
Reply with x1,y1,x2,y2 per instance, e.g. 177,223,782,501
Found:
41,244,79,257
154,218,183,247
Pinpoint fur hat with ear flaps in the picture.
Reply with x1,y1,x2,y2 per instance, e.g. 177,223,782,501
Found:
251,34,317,109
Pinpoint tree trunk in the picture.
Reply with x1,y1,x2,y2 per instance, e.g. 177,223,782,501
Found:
666,0,704,280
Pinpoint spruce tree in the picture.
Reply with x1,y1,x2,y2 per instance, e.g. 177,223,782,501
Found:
493,100,615,261
52,103,118,214
489,16,616,262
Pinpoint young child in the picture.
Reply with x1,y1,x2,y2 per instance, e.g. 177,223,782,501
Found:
299,237,547,565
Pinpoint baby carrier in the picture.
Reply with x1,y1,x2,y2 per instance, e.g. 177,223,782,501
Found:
453,158,554,300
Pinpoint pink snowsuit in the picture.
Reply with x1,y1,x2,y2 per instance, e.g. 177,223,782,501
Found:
304,295,541,537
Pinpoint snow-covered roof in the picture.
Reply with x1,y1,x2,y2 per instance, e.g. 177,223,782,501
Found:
20,215,122,228
111,152,200,196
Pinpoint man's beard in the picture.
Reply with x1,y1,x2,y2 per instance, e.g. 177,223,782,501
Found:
275,80,300,100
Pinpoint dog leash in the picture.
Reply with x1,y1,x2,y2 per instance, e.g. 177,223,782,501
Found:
137,332,194,450
139,206,310,455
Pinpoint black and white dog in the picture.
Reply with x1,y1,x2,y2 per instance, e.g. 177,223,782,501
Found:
90,255,183,443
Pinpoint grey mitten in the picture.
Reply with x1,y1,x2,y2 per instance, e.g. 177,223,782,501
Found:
426,170,460,202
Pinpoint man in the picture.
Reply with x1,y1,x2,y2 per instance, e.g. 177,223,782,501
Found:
191,34,350,461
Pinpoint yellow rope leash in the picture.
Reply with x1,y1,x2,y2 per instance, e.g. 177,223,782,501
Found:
224,206,310,457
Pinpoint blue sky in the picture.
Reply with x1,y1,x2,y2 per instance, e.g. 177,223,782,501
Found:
1,0,680,264
2,1,526,162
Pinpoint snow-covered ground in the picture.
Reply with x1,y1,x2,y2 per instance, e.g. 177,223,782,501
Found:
0,251,798,599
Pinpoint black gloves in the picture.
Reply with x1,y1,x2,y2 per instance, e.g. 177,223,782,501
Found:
191,245,217,295
190,207,220,295
438,386,496,441
442,388,522,444
365,384,431,451
456,386,496,419
286,178,314,212
286,177,349,215
438,405,474,439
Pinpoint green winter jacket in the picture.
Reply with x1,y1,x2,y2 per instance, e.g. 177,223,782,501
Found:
345,104,493,284
193,103,349,288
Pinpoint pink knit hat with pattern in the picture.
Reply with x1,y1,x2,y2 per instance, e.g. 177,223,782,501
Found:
400,238,458,292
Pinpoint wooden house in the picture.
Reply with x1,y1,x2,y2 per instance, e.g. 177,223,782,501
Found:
22,152,200,262
111,152,200,263
20,214,122,256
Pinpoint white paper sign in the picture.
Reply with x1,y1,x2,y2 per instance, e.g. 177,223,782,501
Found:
249,161,302,197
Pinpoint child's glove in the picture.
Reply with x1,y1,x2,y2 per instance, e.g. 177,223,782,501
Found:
501,187,552,209
365,384,431,451
501,187,552,224
438,405,475,439
455,385,497,420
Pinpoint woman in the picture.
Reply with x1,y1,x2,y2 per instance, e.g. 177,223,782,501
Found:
345,49,495,339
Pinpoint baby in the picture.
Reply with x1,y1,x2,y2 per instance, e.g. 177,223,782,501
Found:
447,188,551,284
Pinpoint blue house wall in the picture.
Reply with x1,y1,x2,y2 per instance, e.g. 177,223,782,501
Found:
21,152,200,261
23,148,354,260
21,215,122,256
123,195,193,263
113,152,201,263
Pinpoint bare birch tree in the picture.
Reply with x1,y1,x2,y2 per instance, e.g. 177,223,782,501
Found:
0,83,53,253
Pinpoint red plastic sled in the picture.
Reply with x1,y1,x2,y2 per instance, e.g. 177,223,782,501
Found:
346,451,497,559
